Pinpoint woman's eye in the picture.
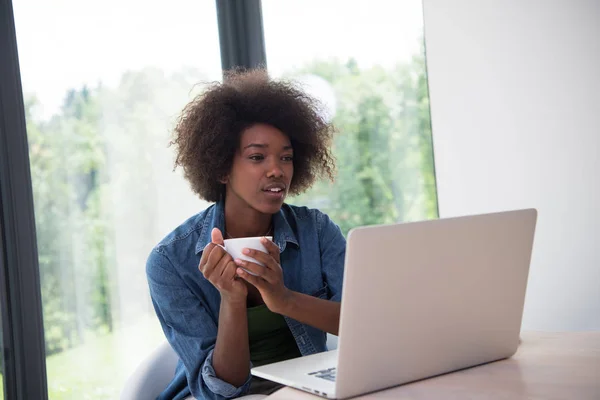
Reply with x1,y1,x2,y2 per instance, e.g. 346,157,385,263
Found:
249,155,264,161
282,155,294,162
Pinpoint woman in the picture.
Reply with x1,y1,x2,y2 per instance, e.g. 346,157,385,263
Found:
146,69,346,400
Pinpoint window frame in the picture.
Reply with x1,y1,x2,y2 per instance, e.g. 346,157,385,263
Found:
0,0,49,397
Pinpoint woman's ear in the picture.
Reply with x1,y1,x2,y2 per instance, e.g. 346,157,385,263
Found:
219,176,228,184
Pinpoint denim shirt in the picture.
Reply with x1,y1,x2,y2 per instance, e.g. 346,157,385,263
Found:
146,201,346,400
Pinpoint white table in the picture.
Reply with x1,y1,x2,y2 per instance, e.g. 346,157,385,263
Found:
266,332,600,399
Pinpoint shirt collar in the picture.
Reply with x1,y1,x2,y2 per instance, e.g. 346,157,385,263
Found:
195,201,299,255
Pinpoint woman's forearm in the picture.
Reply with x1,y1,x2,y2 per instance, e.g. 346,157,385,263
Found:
212,299,250,387
280,292,341,336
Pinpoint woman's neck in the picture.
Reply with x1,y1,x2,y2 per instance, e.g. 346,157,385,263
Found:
223,200,273,239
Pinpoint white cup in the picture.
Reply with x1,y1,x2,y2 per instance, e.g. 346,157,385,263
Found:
223,236,273,276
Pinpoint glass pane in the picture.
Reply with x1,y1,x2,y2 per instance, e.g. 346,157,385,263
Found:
263,0,438,234
13,0,222,397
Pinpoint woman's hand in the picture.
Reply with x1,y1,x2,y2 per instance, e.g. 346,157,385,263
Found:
234,237,292,314
199,228,247,304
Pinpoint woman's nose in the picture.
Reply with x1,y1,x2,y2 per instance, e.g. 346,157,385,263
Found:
266,159,284,178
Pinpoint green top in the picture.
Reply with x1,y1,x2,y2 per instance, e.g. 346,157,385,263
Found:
247,304,302,367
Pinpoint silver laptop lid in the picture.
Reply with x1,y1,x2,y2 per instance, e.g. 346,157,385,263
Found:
335,209,537,398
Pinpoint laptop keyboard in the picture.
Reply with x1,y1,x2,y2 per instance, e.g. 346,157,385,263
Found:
308,367,337,382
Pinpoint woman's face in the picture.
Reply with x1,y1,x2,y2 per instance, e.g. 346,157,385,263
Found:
224,123,294,215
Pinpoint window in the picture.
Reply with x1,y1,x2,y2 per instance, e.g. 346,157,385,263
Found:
5,0,439,396
12,0,221,397
263,0,438,234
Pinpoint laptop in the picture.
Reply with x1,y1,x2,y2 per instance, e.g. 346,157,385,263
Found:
251,208,537,399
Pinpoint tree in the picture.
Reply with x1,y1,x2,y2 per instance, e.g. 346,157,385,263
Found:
289,47,438,234
27,86,114,354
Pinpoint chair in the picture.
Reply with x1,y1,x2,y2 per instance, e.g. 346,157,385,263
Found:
120,334,339,400
120,341,179,400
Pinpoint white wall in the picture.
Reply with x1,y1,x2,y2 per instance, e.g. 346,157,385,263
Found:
423,0,600,331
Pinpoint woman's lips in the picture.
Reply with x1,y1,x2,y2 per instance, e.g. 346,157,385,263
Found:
262,189,285,199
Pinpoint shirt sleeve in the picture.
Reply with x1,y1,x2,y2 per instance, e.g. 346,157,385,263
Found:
146,249,253,399
317,211,346,302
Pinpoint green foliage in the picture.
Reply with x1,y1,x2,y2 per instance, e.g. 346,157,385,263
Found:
46,317,163,400
289,49,438,234
26,67,210,357
27,88,114,355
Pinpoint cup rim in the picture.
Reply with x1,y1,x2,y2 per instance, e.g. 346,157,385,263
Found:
223,235,273,243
